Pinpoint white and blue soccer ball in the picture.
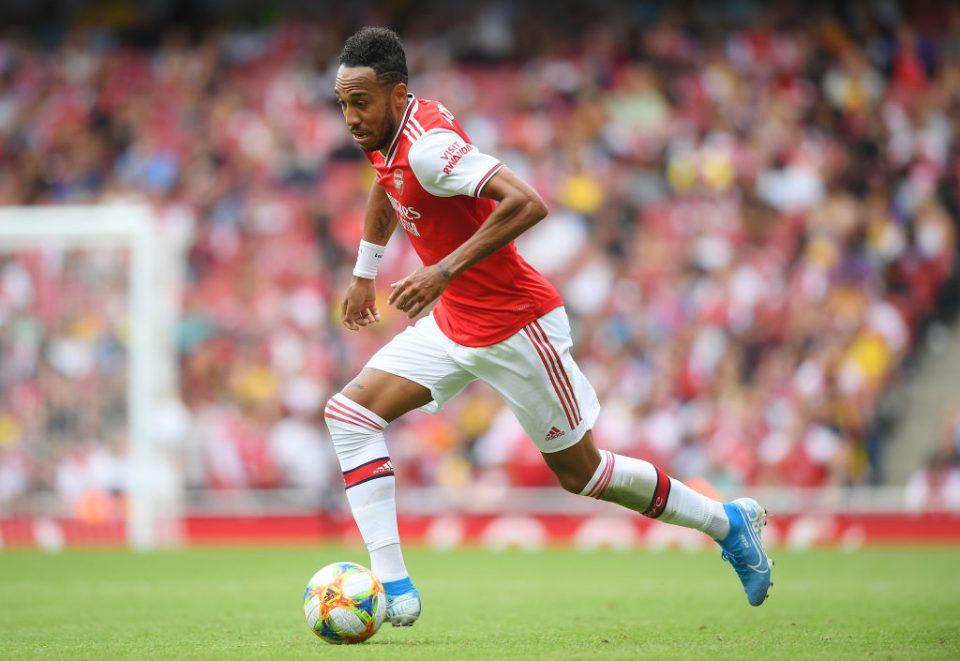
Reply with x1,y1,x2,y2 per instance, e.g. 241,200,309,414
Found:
303,561,387,644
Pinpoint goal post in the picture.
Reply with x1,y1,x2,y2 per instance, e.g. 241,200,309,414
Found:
0,205,170,549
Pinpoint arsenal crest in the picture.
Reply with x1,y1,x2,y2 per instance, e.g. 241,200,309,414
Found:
393,169,404,195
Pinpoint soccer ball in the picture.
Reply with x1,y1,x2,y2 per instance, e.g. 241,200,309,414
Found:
303,561,387,644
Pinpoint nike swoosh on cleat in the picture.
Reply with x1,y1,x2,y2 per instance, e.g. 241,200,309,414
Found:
741,505,770,573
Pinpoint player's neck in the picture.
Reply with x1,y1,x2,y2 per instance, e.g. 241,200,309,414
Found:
379,94,415,158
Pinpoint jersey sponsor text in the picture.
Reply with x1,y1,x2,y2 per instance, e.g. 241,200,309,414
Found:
386,192,422,236
441,141,474,175
363,96,563,345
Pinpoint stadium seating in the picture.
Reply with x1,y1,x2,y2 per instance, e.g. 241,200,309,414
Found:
0,2,958,516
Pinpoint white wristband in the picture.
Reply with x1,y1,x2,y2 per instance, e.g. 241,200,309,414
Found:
353,240,386,279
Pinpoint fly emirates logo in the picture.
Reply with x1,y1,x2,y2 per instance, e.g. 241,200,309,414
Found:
386,192,421,237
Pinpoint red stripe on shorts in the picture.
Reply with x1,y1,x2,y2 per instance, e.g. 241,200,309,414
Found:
525,323,580,428
531,320,582,424
522,326,576,429
642,465,672,518
342,457,395,489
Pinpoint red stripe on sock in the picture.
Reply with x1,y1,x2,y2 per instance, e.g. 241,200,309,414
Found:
324,407,381,432
325,400,382,431
587,452,615,499
585,459,605,498
598,452,615,497
324,411,380,432
642,466,672,518
343,457,395,489
330,396,384,429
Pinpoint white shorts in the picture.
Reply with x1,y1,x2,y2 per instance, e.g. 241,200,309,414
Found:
365,306,600,453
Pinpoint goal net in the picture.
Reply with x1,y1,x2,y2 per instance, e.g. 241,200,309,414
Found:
0,206,183,550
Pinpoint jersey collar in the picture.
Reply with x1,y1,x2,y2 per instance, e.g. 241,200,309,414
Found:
383,94,417,166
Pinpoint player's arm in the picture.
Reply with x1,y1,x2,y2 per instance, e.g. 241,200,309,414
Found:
388,166,548,318
342,180,398,331
361,179,399,246
435,168,547,280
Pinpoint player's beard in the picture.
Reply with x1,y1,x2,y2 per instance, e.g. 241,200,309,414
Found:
371,108,400,153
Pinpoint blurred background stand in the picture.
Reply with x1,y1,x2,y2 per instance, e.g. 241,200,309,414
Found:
0,0,958,549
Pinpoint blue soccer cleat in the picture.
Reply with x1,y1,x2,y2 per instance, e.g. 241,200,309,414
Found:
383,577,421,626
718,497,773,606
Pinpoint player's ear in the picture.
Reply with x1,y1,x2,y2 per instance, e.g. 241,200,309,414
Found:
392,81,408,107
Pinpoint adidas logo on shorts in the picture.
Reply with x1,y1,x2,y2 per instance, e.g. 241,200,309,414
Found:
545,426,565,441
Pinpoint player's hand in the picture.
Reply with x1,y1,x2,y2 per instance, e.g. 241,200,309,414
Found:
341,277,380,331
388,264,451,319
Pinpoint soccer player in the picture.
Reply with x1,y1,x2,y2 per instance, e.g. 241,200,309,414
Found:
325,27,772,625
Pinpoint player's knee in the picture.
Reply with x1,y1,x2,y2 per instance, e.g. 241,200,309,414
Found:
322,396,343,426
323,394,387,448
552,465,592,494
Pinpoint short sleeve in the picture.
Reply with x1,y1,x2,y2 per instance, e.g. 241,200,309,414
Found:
408,129,503,198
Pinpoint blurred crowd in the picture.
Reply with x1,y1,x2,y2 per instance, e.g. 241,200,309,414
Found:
906,403,960,510
0,249,130,515
1,0,960,516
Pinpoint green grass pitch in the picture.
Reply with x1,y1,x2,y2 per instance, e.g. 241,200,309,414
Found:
1,547,958,659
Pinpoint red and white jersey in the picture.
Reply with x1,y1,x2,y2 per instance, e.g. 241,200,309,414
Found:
364,95,562,347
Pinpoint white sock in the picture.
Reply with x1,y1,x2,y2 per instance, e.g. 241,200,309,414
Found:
324,393,409,581
580,450,729,540
658,478,730,540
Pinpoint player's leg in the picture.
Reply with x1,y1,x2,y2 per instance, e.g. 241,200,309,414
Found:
544,429,738,539
542,435,772,605
324,367,429,626
541,431,729,539
324,317,475,625
465,307,771,605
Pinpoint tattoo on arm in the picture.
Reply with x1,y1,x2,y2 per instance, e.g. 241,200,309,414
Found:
348,382,366,391
436,260,452,280
375,210,392,242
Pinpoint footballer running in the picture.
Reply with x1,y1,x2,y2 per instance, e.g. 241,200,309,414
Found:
325,26,773,626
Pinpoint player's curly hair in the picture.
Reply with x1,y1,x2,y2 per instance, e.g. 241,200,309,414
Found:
339,27,408,87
